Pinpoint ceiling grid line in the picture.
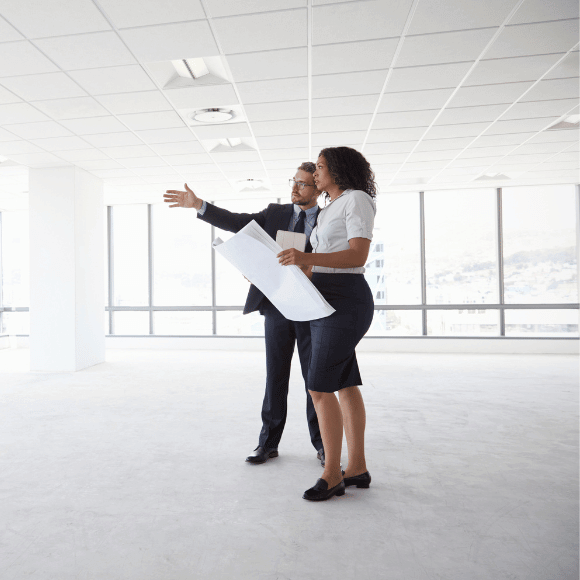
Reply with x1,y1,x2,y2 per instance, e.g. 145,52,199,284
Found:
383,0,530,186
428,43,580,183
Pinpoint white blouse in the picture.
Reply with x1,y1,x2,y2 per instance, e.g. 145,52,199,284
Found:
310,189,376,274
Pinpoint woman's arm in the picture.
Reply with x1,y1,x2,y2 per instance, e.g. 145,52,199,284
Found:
278,238,371,269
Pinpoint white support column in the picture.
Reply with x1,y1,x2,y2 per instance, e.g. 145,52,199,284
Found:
29,166,105,371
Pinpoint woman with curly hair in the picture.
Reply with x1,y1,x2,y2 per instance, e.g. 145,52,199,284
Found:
277,146,376,501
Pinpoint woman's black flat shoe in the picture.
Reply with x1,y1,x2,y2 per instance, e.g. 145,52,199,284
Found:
303,478,346,501
342,471,371,488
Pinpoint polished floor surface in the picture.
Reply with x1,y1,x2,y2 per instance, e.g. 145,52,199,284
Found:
0,348,578,580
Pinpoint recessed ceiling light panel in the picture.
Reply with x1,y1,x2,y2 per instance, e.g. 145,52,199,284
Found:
191,108,235,123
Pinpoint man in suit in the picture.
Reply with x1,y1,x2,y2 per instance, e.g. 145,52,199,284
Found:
164,162,328,466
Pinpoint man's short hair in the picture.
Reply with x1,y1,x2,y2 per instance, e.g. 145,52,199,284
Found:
298,161,316,174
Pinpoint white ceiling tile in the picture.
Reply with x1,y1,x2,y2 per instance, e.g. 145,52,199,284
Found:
416,137,474,151
161,153,213,165
545,51,580,80
0,102,49,124
449,81,533,107
264,160,305,171
205,0,305,17
236,78,307,104
366,127,426,143
0,141,43,155
8,151,66,166
387,62,474,92
245,100,308,122
363,141,416,154
312,131,365,146
69,66,157,95
33,96,109,119
143,174,185,184
312,94,380,117
0,42,58,77
0,0,110,38
471,132,536,146
135,127,197,144
103,176,147,185
150,141,205,156
548,151,578,163
76,159,124,170
514,141,576,156
97,91,172,115
83,133,144,147
100,145,156,159
193,123,252,140
494,153,549,165
407,0,517,34
485,117,559,134
176,163,218,174
312,0,413,45
398,29,497,67
256,135,308,149
219,161,262,172
30,136,91,151
117,111,185,131
425,122,490,139
54,149,109,161
35,32,136,71
312,38,398,75
465,54,563,86
406,149,462,162
313,70,387,99
520,78,579,102
163,84,238,109
228,48,307,82
130,166,180,176
0,18,23,41
435,104,508,125
211,151,261,163
119,157,168,168
458,145,517,158
379,88,454,112
502,99,579,120
485,20,579,60
312,114,372,133
91,168,136,178
0,72,87,101
373,110,438,129
6,121,73,140
0,85,21,105
449,156,503,168
119,20,219,62
260,148,308,160
252,119,308,137
212,9,306,54
97,0,205,28
61,116,129,135
511,0,578,25
0,128,23,141
528,130,578,143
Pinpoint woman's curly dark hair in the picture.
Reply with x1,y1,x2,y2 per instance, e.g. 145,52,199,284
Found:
318,146,377,201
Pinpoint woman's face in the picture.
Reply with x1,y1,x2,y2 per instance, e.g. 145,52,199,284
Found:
313,156,334,192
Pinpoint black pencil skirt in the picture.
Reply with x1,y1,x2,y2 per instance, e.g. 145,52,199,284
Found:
307,273,374,393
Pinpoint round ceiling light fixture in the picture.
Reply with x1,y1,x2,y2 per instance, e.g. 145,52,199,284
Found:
190,108,235,123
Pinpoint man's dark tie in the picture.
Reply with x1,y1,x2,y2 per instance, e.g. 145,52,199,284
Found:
294,210,306,234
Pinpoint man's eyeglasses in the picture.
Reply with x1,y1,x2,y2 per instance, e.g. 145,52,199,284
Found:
289,178,315,190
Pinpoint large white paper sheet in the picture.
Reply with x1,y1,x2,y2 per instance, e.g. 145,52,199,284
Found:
212,220,335,322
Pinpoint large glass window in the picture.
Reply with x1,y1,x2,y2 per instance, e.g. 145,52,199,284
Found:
425,189,498,305
503,185,578,304
112,204,148,307
1,210,29,307
152,203,212,306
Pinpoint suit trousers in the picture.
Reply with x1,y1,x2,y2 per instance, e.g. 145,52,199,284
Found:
258,301,322,451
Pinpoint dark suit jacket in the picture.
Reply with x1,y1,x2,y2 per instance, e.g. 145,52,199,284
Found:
197,202,319,315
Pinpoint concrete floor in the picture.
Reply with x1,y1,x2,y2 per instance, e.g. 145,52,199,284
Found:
0,348,577,580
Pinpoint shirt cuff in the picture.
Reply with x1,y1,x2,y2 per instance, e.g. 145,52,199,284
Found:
197,200,207,215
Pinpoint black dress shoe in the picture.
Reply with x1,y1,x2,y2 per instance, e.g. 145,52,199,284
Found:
245,446,278,464
303,478,346,501
341,471,371,488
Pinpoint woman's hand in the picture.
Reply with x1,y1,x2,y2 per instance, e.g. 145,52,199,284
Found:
277,248,309,266
163,183,203,210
